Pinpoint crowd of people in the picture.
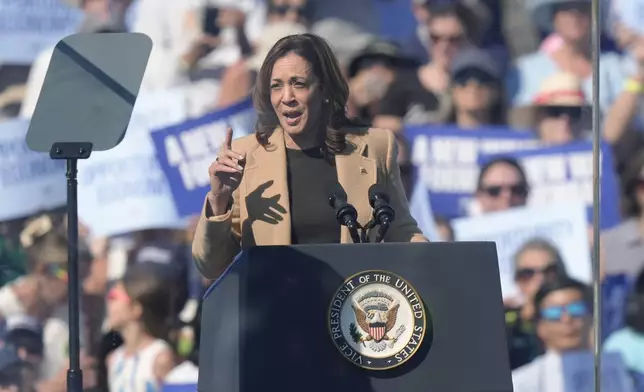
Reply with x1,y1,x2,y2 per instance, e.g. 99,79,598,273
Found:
2,0,644,391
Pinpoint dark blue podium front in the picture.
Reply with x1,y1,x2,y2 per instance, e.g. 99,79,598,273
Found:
198,242,512,392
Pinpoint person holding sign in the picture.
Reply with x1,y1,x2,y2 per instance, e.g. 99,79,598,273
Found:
192,33,427,279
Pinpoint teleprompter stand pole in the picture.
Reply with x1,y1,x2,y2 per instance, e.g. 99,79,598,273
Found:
50,142,93,392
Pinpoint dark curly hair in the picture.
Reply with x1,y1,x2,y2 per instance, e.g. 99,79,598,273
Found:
428,2,480,44
252,33,363,160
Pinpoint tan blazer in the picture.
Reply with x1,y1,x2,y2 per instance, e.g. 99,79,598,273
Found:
192,127,428,279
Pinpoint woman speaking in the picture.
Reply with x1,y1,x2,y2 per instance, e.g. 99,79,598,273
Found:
192,33,428,279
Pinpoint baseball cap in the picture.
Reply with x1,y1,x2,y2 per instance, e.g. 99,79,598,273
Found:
450,48,502,80
348,40,419,78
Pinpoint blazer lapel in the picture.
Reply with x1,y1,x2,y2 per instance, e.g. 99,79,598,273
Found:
335,135,376,243
242,129,291,246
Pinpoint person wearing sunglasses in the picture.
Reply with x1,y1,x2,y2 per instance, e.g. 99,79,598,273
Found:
512,276,593,391
474,157,529,214
447,47,505,129
373,2,477,134
505,239,569,370
532,72,589,146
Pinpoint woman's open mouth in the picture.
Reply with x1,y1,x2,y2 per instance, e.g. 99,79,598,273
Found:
283,110,303,126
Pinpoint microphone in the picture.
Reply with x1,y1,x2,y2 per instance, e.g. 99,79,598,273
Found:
328,183,361,243
368,184,395,243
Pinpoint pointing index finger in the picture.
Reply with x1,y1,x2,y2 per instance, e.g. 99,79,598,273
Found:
223,127,233,151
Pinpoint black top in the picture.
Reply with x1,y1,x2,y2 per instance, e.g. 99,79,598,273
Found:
286,147,341,245
378,69,444,124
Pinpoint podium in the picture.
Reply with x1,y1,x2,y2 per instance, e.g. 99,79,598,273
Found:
198,242,513,392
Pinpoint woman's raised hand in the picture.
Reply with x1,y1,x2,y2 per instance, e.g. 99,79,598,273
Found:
208,127,245,215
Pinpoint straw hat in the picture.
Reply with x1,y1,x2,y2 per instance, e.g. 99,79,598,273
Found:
247,22,308,72
533,72,586,106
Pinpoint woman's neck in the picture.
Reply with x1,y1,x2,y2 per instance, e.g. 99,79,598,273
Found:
285,126,325,150
455,110,490,129
119,323,156,354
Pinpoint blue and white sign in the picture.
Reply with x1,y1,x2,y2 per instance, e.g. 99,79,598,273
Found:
0,119,66,221
479,141,621,230
77,125,183,237
453,202,591,297
151,98,256,217
0,0,82,64
76,89,190,237
407,125,538,219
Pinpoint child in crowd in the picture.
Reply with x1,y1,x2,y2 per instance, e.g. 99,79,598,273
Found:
106,264,177,392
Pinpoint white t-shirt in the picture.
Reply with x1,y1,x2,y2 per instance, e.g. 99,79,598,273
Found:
512,351,565,392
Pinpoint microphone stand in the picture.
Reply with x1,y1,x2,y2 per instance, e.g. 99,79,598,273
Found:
367,204,395,243
375,220,391,243
346,220,362,244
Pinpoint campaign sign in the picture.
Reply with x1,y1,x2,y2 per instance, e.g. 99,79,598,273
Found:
452,202,591,297
151,98,256,218
0,0,82,63
602,274,632,342
479,140,621,230
0,119,66,221
407,125,538,220
77,125,184,237
562,351,633,392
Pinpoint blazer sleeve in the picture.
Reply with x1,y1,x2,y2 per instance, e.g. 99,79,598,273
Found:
191,189,242,279
383,130,429,243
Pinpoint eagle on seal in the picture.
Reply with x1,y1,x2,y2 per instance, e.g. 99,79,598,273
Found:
352,297,400,344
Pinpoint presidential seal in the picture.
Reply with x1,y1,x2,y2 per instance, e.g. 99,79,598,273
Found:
327,270,427,370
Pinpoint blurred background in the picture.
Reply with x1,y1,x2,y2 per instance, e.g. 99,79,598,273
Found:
2,0,644,390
